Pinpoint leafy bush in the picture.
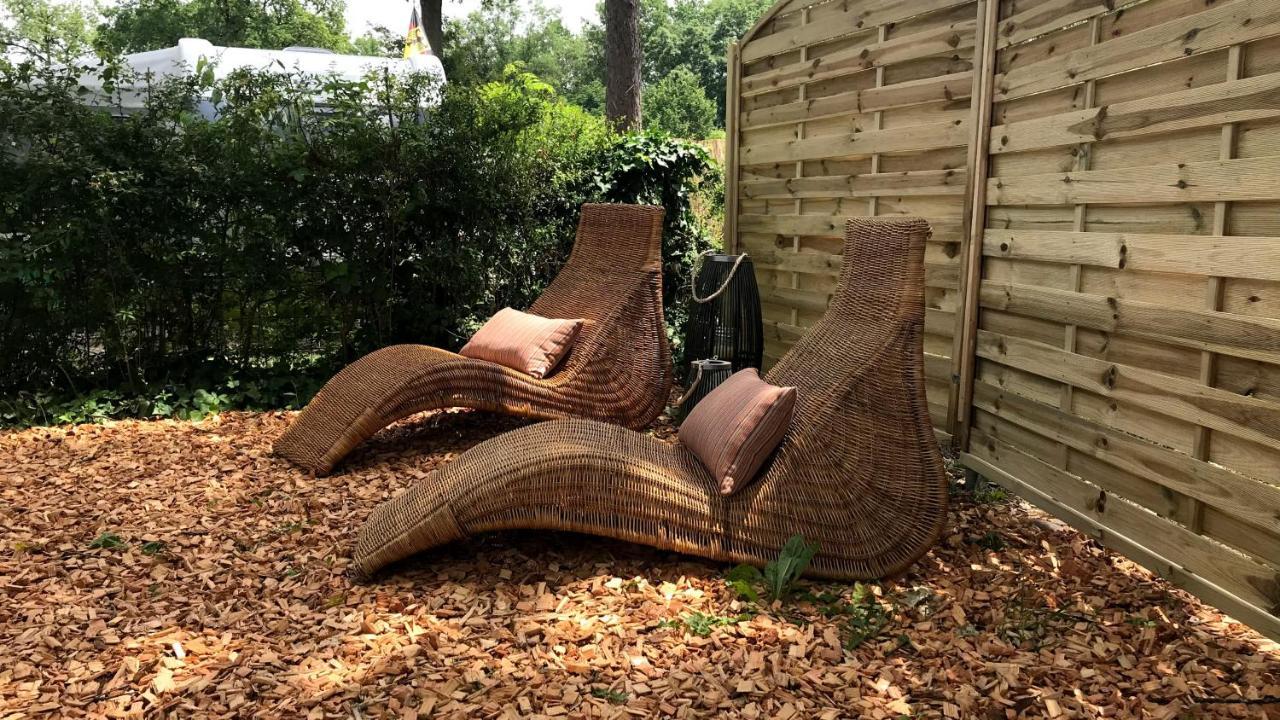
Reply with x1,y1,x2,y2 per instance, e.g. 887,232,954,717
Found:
588,133,718,366
0,56,716,426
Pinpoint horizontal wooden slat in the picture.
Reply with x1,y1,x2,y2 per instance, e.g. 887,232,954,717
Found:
741,169,967,200
995,0,1280,101
961,447,1280,640
925,309,955,338
973,381,1280,532
987,156,1280,206
742,72,975,130
741,119,969,165
983,229,1280,281
975,329,1280,450
758,252,959,287
996,0,1110,49
740,214,850,237
762,289,960,337
739,214,965,240
751,0,814,27
761,286,830,312
925,351,953,379
742,20,977,97
763,319,805,342
979,281,1280,365
741,0,974,62
991,71,1280,154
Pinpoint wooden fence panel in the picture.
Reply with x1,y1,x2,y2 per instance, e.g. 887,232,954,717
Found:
729,0,981,441
967,0,1280,638
727,0,1280,639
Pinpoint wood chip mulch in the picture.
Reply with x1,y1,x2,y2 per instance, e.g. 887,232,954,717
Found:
1,410,1277,719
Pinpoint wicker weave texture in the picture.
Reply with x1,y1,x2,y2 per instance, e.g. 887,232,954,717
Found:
352,217,949,580
273,204,673,476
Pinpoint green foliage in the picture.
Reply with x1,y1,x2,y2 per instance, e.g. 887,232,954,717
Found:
442,0,601,111
96,0,353,53
436,0,772,129
763,534,819,601
974,531,1006,551
0,56,715,427
350,25,400,58
589,133,717,367
644,65,718,138
633,0,774,121
843,583,891,649
660,604,747,632
673,610,751,636
589,687,628,704
0,0,99,61
973,483,1009,504
949,468,1010,504
725,563,762,602
89,532,126,550
140,540,166,555
725,534,819,603
0,376,319,427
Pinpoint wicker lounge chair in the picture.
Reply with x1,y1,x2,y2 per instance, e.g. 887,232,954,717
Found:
274,203,673,476
352,217,947,580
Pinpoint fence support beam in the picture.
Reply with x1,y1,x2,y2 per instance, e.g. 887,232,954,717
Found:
949,0,999,449
723,41,742,254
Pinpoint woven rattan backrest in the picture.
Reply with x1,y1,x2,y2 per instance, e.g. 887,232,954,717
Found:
764,217,932,457
531,204,665,323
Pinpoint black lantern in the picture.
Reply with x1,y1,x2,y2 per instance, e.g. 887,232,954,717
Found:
683,253,764,381
675,359,734,414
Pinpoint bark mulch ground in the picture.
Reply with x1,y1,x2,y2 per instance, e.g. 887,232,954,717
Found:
1,410,1277,719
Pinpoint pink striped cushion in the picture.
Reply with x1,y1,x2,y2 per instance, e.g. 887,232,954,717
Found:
460,308,583,379
679,369,796,495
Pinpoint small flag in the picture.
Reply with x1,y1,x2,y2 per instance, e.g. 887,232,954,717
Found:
404,2,431,58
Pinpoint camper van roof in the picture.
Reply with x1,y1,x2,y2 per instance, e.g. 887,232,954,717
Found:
122,38,444,83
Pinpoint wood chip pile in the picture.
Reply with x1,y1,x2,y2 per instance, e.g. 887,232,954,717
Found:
2,411,1277,719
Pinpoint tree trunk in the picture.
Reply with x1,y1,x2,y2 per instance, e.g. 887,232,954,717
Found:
604,0,642,131
422,0,444,56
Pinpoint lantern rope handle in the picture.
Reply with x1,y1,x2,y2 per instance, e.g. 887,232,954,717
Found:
671,362,706,409
691,251,748,304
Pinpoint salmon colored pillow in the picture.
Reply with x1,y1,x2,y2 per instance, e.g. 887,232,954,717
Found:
679,368,796,495
460,308,583,378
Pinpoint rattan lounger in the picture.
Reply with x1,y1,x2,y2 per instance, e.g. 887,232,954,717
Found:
274,204,673,476
352,217,948,580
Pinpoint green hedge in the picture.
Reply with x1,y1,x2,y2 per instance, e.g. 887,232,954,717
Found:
0,58,718,425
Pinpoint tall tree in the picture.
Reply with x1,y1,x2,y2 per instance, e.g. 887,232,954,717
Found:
421,0,443,55
603,0,641,130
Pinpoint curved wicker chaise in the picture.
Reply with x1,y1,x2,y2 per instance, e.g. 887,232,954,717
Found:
274,204,673,476
352,217,947,580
